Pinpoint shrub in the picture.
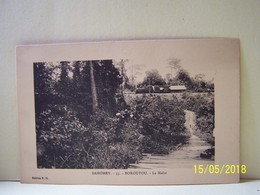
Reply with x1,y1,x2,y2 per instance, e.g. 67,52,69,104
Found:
36,105,143,169
181,93,215,145
128,94,189,154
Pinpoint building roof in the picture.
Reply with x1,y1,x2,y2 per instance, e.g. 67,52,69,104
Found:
169,85,186,90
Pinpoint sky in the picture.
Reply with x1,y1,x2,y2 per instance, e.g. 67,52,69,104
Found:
115,57,216,84
43,56,215,86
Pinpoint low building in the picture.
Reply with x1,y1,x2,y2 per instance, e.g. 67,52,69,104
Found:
169,85,187,92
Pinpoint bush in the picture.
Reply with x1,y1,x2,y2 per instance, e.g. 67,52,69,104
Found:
181,93,215,145
128,94,189,154
36,105,143,169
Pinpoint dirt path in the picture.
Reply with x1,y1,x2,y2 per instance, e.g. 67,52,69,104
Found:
130,110,213,169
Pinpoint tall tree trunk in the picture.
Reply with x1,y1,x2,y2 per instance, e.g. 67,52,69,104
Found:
90,61,98,111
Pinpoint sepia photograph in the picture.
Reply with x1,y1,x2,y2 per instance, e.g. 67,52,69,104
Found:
34,59,215,170
17,39,239,184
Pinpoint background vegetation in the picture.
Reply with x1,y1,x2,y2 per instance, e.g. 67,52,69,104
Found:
34,60,214,169
180,92,215,145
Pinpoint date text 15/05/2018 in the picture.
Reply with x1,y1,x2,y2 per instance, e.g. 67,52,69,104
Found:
194,164,246,175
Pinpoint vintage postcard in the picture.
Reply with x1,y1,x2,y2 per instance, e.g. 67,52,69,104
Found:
17,39,240,184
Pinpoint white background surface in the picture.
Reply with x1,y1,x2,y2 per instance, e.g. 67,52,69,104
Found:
0,180,260,195
0,0,259,185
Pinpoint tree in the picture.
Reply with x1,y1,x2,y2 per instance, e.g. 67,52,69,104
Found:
89,61,98,111
95,60,122,113
70,61,90,119
72,61,81,88
56,61,72,102
73,61,92,122
113,59,128,95
193,73,215,92
142,69,166,86
79,60,122,115
167,58,181,76
194,74,205,82
174,69,193,89
34,62,55,114
128,64,146,91
34,62,53,95
165,73,172,84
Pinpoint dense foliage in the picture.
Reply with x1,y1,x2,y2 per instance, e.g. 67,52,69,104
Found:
128,95,189,154
34,60,135,169
34,60,214,169
181,92,215,145
36,106,143,169
140,69,166,86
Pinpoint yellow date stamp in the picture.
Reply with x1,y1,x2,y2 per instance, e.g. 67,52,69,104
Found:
194,164,247,175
